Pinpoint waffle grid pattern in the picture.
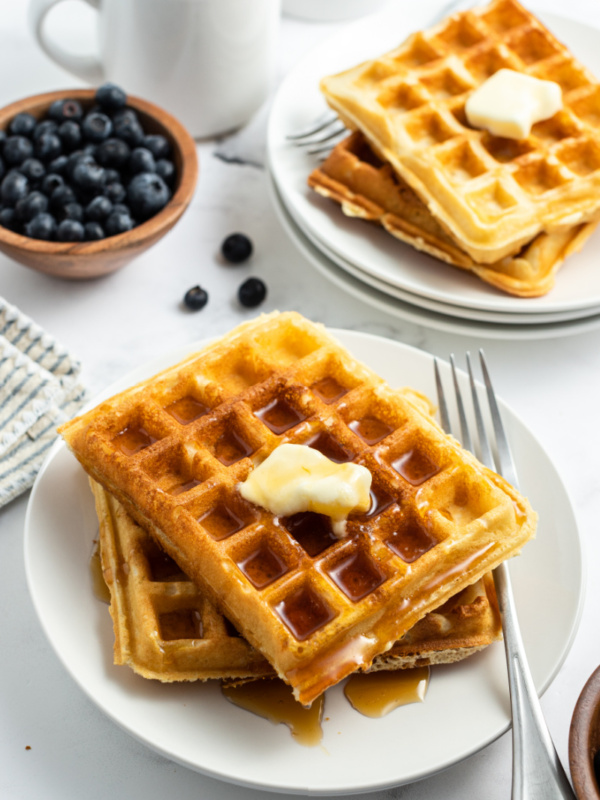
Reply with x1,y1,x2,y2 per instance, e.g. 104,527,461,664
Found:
61,312,535,704
320,0,600,263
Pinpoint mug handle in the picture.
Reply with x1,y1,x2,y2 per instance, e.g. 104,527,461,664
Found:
28,0,104,84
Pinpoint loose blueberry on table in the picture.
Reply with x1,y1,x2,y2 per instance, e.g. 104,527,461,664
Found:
0,82,176,242
238,277,267,308
221,232,253,264
184,285,209,311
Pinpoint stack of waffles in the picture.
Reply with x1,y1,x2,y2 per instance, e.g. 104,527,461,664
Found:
61,311,536,705
312,0,600,296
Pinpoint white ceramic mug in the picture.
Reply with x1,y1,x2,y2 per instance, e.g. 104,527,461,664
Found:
28,0,281,138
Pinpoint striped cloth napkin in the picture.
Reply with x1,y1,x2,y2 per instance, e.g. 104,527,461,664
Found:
0,297,88,508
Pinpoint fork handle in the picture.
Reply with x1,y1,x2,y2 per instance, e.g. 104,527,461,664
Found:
494,562,576,799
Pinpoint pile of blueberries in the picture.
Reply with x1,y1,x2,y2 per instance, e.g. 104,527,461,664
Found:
0,83,176,242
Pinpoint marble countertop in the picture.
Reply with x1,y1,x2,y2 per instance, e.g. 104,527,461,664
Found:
2,1,600,798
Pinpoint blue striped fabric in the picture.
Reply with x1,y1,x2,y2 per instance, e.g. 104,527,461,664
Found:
0,298,88,508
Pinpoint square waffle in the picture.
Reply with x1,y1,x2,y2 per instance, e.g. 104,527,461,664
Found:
60,311,536,705
308,131,597,297
91,442,502,681
320,0,600,264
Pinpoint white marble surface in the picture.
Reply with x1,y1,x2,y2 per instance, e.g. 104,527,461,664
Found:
2,1,600,798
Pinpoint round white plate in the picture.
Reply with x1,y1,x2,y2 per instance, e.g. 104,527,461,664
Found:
269,171,600,340
273,163,600,327
25,333,584,795
267,2,600,316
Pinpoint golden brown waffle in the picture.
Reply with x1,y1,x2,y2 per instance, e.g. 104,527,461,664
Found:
308,131,596,297
91,479,272,681
60,311,536,705
92,458,501,680
320,0,600,264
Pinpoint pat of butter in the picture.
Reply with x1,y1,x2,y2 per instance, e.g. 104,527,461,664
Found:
465,69,562,140
238,443,372,537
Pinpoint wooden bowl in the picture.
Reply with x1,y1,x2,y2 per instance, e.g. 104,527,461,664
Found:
0,89,198,279
569,665,600,799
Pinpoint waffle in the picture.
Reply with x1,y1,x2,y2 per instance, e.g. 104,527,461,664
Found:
320,0,600,264
60,311,536,705
92,446,502,681
308,131,597,297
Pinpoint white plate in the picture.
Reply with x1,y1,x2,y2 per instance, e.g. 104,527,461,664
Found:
269,170,600,340
273,162,600,327
25,333,584,795
267,1,600,316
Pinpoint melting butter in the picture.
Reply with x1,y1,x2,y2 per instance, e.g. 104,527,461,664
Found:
238,443,371,536
465,68,562,139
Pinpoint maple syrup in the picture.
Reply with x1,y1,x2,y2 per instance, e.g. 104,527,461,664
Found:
311,376,348,404
90,542,110,604
344,667,430,717
214,428,255,465
348,417,393,445
198,503,248,540
222,679,325,747
237,543,289,589
305,431,354,463
392,448,439,485
327,550,386,601
164,396,209,425
112,425,157,456
255,396,306,434
283,512,338,557
275,584,337,640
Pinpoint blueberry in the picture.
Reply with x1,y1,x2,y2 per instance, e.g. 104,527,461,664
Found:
82,143,98,157
113,116,144,147
127,172,170,220
62,202,84,222
15,191,48,222
9,113,37,137
4,136,34,165
58,120,82,151
33,120,58,141
0,130,6,147
104,181,126,204
18,158,45,183
49,183,76,212
105,209,134,236
95,137,130,168
25,212,57,240
104,168,120,184
238,277,266,308
143,134,171,159
41,173,65,196
35,132,62,161
84,220,105,240
155,158,175,186
85,194,112,221
95,83,127,112
222,233,253,264
72,159,106,193
81,112,113,143
48,154,68,175
1,171,29,205
48,99,83,123
129,147,156,174
0,207,18,231
111,203,130,216
0,155,5,183
184,285,209,310
112,108,138,126
41,171,64,193
56,218,84,241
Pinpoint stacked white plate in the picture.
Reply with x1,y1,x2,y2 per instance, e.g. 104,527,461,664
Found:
267,0,600,339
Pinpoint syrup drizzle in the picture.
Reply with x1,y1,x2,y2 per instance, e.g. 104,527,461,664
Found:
344,667,430,717
222,679,324,747
222,669,431,746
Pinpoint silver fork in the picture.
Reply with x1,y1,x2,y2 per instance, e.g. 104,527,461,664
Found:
434,351,576,800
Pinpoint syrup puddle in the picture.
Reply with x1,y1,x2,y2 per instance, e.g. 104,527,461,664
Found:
344,667,429,717
222,667,430,746
222,679,324,747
